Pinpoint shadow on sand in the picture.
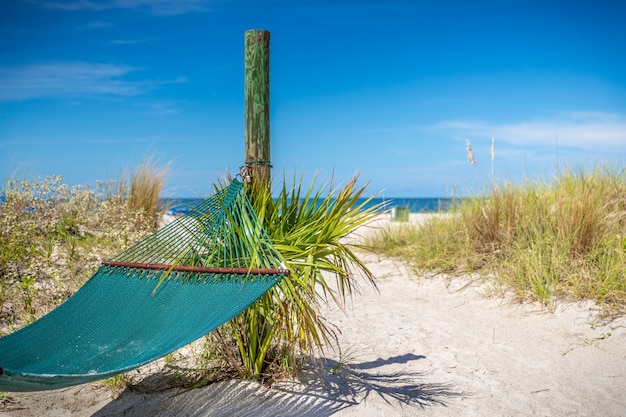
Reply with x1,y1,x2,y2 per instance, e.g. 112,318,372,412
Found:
92,353,464,417
278,352,464,411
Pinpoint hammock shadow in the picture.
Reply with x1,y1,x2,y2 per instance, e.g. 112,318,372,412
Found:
92,353,464,417
92,378,345,417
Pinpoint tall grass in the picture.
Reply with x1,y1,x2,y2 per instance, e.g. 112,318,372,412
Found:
123,156,170,227
368,167,626,313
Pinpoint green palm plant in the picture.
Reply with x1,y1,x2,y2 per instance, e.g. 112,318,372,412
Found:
212,173,382,382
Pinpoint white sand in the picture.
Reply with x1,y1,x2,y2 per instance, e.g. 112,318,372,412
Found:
2,214,625,416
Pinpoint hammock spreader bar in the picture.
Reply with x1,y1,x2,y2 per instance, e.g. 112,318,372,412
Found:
102,260,291,276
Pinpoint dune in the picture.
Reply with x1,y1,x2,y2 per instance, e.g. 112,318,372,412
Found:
2,215,625,416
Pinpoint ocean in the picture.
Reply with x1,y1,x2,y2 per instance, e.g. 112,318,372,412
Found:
0,194,456,214
162,196,456,216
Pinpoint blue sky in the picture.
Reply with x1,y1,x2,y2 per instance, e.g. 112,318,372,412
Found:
1,0,625,197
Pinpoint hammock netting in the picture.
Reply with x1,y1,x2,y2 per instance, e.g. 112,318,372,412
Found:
0,179,288,392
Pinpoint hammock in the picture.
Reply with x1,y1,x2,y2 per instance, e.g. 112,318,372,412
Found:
0,179,289,392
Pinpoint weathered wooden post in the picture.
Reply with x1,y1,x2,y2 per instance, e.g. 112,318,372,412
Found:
243,29,271,189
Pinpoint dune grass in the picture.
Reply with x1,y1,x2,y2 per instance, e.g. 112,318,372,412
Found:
125,156,170,227
368,167,626,314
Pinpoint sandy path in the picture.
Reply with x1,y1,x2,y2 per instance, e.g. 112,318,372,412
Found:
315,253,626,416
2,218,625,416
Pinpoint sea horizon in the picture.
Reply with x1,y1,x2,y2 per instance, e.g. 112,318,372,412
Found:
161,196,459,215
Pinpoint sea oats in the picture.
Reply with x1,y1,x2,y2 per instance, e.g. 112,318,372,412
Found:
466,139,477,165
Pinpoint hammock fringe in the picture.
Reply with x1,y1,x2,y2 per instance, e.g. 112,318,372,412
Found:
101,260,290,276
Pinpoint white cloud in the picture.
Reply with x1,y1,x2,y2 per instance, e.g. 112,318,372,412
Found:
25,0,108,11
0,62,185,101
110,39,147,45
141,101,180,116
0,137,154,147
26,0,214,15
433,112,626,151
80,20,113,29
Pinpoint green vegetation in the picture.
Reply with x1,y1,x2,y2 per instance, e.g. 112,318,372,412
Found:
209,174,380,383
368,167,626,314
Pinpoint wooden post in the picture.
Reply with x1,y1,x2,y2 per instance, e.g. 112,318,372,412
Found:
244,30,271,189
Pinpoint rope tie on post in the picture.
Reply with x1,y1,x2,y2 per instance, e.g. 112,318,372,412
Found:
239,160,272,183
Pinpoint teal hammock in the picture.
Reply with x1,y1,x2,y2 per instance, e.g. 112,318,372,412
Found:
0,179,289,392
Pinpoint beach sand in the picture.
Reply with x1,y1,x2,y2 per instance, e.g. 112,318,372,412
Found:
2,214,625,416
